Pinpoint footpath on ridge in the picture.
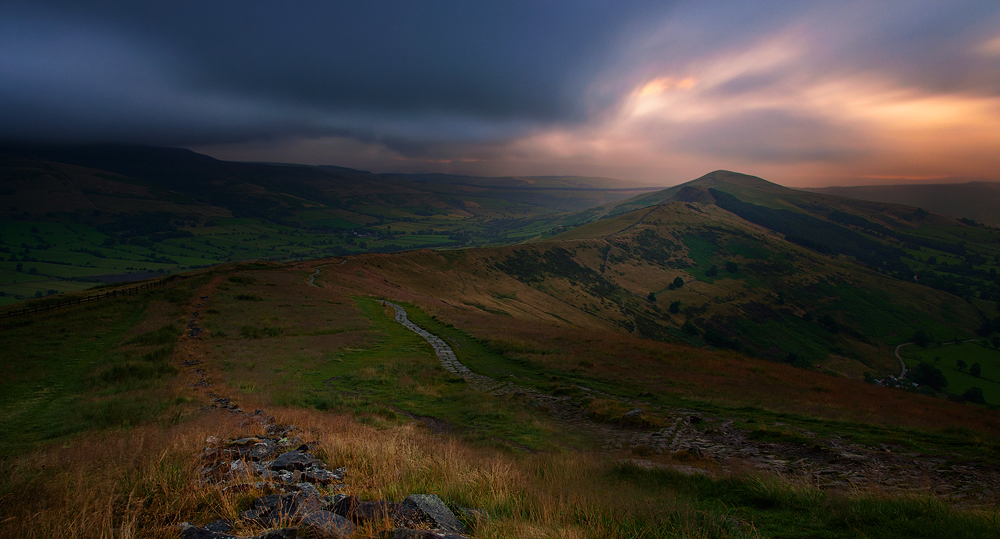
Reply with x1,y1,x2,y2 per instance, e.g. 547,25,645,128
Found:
301,266,1000,505
375,299,999,505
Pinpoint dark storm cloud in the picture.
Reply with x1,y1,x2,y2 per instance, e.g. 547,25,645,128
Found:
1,1,998,182
0,0,672,145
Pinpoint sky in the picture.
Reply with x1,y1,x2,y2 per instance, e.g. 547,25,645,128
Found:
2,1,1000,187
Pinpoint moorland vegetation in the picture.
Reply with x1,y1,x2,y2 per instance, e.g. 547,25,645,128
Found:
3,148,1000,537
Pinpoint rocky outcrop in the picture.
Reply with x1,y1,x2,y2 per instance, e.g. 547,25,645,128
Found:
183,419,475,538
332,495,400,524
394,494,466,534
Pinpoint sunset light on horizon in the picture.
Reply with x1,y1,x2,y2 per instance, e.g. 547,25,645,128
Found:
2,1,999,187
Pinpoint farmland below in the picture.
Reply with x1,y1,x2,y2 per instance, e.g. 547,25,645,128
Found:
5,147,1000,537
0,145,657,305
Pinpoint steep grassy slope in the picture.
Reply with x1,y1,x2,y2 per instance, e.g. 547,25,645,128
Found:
557,170,1000,340
332,201,980,376
310,253,994,431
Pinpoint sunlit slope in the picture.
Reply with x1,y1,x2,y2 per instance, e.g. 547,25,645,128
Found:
327,201,981,376
564,169,1000,316
558,170,797,222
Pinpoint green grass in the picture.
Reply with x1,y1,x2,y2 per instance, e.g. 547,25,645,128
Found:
0,300,167,455
395,299,1000,461
2,262,998,538
612,464,1000,539
907,342,1000,403
0,274,211,455
682,233,719,282
0,206,580,304
401,303,654,402
218,294,556,451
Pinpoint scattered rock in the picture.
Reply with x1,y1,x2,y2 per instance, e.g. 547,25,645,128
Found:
270,451,319,472
623,408,643,419
249,441,278,461
241,489,325,526
302,468,341,485
395,494,466,534
333,495,399,523
267,424,297,438
296,442,321,452
205,520,234,533
179,523,232,539
256,529,298,539
386,529,469,539
618,459,714,477
298,510,355,539
179,522,297,539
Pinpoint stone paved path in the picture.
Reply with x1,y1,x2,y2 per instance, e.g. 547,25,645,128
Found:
308,267,323,287
386,301,706,453
382,301,1000,505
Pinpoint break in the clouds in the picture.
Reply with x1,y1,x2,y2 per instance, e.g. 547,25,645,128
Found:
2,1,1000,185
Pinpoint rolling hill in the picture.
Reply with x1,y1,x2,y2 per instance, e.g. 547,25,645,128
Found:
303,170,1000,383
4,165,1000,537
0,144,658,304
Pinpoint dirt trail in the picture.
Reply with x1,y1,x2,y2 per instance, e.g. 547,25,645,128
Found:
386,302,737,456
175,275,253,414
382,301,1000,506
606,205,660,238
308,266,324,287
894,342,912,378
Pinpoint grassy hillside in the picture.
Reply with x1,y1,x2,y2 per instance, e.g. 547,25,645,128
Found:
339,201,981,377
2,260,999,538
0,146,658,304
6,161,999,392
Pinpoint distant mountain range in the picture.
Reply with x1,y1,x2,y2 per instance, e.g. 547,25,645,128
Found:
0,143,657,226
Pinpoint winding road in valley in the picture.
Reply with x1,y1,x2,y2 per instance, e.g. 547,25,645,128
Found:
894,342,912,379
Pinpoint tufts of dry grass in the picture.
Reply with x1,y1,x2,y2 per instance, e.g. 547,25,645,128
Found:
586,399,667,429
0,406,757,539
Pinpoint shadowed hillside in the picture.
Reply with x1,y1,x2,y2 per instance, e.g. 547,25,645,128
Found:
807,182,1000,226
0,145,659,305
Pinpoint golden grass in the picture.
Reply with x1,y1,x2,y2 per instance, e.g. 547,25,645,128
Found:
291,253,1000,438
411,305,1000,438
0,407,752,539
